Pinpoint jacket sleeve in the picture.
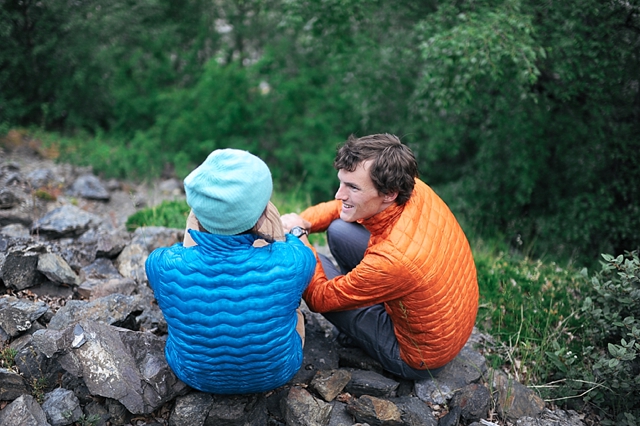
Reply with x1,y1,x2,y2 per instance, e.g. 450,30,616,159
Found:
303,246,422,312
300,200,342,233
285,235,317,296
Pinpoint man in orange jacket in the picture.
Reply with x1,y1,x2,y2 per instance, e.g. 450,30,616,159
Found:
281,133,479,380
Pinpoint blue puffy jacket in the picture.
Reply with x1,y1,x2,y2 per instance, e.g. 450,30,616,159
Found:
145,230,315,394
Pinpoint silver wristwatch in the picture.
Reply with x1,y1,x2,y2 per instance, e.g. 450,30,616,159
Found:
289,226,309,238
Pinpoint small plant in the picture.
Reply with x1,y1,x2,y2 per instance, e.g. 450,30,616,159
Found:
34,188,58,201
64,410,100,426
30,377,48,404
75,414,102,426
0,345,18,370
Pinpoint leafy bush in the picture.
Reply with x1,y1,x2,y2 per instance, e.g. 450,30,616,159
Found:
578,251,640,423
473,246,640,424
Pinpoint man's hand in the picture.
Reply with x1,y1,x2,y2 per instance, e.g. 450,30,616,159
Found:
280,213,311,234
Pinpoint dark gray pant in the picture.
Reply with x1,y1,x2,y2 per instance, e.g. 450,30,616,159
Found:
318,219,442,380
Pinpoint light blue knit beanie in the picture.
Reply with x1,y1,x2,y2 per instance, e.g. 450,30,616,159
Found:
184,149,273,235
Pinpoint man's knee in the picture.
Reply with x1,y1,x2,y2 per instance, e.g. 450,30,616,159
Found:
327,219,353,245
327,220,369,272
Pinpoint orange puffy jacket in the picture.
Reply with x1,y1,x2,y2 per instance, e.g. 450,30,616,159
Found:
301,179,478,370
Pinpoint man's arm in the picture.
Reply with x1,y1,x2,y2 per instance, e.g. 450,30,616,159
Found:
303,248,419,313
300,200,342,233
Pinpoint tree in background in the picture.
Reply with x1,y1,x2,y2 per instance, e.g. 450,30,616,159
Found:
407,0,640,265
1,0,639,267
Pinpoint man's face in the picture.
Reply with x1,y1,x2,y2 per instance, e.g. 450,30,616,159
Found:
335,160,396,222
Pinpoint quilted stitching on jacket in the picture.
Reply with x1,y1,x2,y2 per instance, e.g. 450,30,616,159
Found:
145,232,316,393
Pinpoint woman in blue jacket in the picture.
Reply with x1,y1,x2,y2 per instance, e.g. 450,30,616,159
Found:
145,149,316,394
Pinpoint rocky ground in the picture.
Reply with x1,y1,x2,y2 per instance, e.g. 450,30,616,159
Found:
0,136,593,426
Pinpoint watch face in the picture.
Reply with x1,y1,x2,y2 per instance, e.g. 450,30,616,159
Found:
291,227,306,237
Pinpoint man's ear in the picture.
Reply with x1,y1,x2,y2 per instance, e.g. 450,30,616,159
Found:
383,192,399,203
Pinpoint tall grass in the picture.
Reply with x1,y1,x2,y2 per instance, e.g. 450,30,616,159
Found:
472,241,589,392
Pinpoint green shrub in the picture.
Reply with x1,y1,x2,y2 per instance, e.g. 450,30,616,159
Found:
578,251,640,423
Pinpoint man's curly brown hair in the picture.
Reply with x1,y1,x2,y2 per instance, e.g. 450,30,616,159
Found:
334,134,419,205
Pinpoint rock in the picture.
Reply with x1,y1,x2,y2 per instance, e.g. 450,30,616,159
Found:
205,393,268,425
77,228,128,258
47,293,143,330
450,383,492,422
517,408,587,426
115,242,149,281
439,405,462,426
169,392,213,426
0,394,51,426
391,396,437,426
42,388,83,426
55,238,98,271
0,367,29,400
0,188,23,209
0,296,49,337
311,369,353,402
68,174,111,201
491,369,546,421
31,205,101,239
26,168,55,188
130,226,183,252
328,401,355,426
1,223,30,238
76,277,137,300
158,178,183,196
78,257,122,282
1,248,44,290
281,386,333,426
415,345,487,405
344,369,400,398
37,252,79,285
347,394,403,426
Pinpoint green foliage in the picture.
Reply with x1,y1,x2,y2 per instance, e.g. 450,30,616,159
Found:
30,377,48,404
0,345,17,371
126,200,190,232
578,251,640,422
148,61,264,172
473,246,640,423
3,0,640,268
63,411,101,425
408,0,640,267
75,414,102,426
36,130,166,181
125,192,328,246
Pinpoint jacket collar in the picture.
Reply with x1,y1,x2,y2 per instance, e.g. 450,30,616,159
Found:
360,201,405,236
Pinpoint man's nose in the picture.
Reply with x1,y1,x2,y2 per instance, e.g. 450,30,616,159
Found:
335,185,347,200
